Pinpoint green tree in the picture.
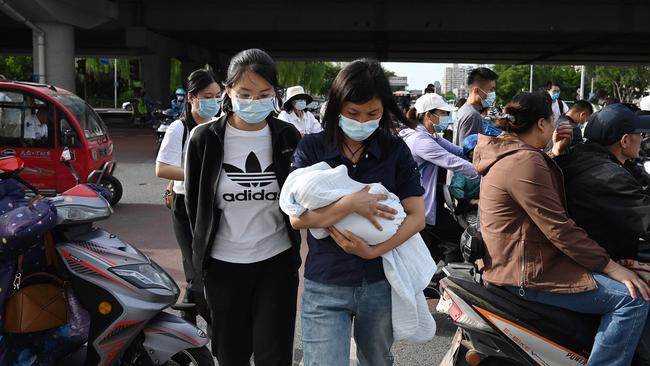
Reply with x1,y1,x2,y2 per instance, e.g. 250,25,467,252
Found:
492,64,581,105
170,58,183,93
0,56,33,81
383,69,397,78
76,58,136,107
276,61,341,97
592,66,650,102
319,63,342,96
442,91,456,101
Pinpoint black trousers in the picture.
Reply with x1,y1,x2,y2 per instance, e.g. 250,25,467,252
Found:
420,204,464,264
204,249,298,366
171,193,210,324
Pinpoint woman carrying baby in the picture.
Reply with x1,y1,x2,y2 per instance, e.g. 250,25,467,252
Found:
290,59,426,366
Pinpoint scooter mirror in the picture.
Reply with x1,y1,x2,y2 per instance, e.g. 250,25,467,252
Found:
60,147,75,163
644,161,650,175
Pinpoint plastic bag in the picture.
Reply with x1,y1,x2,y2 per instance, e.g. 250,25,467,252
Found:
0,199,57,256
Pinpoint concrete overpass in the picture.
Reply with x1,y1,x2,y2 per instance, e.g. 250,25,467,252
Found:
1,0,649,101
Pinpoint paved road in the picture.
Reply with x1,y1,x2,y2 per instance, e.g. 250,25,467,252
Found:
101,125,455,365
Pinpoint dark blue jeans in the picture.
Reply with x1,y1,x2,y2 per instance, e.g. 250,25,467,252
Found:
508,273,649,366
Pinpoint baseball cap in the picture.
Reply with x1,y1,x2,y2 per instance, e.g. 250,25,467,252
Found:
584,103,650,146
414,93,456,114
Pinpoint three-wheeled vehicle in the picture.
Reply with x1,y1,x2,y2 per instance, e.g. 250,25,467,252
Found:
0,81,122,205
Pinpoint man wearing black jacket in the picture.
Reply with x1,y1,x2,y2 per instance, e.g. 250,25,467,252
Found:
556,103,650,364
556,103,650,261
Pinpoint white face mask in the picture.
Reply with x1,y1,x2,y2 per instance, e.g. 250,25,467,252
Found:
231,96,276,124
338,114,380,141
293,100,307,111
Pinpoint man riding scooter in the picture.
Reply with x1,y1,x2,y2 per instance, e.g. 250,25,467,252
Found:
555,103,650,364
170,88,186,118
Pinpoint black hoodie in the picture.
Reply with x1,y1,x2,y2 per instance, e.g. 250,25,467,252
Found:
555,142,650,260
184,114,302,288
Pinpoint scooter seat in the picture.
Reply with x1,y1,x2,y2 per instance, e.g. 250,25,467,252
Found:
482,282,599,357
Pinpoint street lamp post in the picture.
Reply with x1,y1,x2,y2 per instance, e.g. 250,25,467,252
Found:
114,59,118,109
580,65,586,100
529,65,533,92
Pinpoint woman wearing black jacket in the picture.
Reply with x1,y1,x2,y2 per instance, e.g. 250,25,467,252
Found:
184,49,301,366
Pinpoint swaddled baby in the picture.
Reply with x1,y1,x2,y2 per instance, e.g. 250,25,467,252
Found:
281,162,436,342
289,163,404,244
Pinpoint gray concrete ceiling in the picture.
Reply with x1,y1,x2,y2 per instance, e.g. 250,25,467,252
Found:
1,0,649,65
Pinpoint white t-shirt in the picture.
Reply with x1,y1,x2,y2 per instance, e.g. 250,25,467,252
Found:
156,119,188,194
24,114,48,140
211,122,291,263
551,100,569,123
277,110,322,135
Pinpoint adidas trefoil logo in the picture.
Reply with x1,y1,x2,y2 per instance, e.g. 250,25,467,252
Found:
223,152,276,188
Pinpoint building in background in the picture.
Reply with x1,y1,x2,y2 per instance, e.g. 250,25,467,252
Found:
453,86,469,99
389,76,408,92
442,64,473,93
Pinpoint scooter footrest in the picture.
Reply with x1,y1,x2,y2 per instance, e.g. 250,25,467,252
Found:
171,302,196,311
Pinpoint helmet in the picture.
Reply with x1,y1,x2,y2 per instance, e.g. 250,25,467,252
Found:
640,95,650,112
175,88,186,96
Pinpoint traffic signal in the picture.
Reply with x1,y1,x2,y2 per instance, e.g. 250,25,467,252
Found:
76,59,86,75
129,60,140,80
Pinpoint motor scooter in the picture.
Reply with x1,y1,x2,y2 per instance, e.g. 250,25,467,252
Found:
2,150,214,366
437,234,650,366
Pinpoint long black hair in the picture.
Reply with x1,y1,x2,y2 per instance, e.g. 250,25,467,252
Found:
183,68,220,129
221,49,282,113
322,59,412,152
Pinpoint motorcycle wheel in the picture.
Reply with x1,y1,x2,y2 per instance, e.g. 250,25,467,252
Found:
165,346,214,366
97,175,123,206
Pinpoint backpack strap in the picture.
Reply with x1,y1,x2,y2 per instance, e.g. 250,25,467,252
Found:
16,254,23,274
180,118,189,151
558,100,565,115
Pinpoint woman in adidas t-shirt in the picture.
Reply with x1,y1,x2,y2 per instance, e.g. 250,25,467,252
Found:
184,49,302,366
155,68,221,326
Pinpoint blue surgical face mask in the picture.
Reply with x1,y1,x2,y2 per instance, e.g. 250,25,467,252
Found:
294,100,307,111
551,91,561,101
196,98,221,119
480,88,496,108
338,114,380,141
231,96,276,124
434,115,452,133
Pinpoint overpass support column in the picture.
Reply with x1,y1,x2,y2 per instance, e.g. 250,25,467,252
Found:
142,54,171,104
181,61,205,84
34,23,75,92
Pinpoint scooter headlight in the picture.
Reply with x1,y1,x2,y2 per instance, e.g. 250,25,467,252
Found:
56,204,112,224
110,262,176,291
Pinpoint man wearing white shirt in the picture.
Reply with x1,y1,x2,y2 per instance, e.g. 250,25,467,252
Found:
278,85,322,136
547,80,570,123
24,108,48,141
